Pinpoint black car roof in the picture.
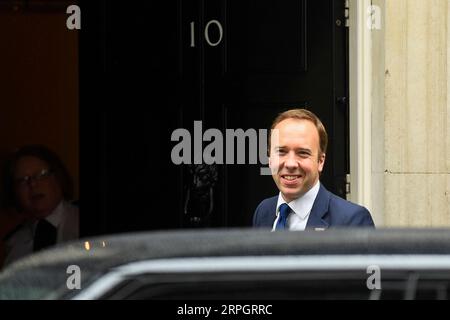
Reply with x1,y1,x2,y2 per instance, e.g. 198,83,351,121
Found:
1,228,450,299
4,228,450,272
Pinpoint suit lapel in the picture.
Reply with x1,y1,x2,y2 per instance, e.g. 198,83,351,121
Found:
258,196,278,227
305,183,330,230
266,197,278,227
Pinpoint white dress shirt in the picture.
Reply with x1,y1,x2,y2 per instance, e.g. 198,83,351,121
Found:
3,200,79,266
272,181,321,231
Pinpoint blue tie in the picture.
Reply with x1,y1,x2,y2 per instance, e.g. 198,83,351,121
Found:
276,203,291,230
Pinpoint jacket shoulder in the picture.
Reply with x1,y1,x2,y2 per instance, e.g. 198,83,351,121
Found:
253,196,278,227
327,193,375,227
255,196,278,210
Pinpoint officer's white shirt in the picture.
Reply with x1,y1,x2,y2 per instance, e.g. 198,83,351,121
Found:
3,200,79,266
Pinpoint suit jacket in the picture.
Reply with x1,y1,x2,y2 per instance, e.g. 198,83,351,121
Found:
253,184,375,229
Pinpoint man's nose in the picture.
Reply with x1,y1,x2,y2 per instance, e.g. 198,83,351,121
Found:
284,152,299,169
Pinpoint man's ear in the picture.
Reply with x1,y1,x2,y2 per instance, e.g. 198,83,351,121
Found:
318,153,326,173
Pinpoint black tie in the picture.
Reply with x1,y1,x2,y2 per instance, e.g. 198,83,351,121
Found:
33,219,57,252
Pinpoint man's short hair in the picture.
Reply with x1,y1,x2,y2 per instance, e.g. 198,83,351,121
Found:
269,108,328,157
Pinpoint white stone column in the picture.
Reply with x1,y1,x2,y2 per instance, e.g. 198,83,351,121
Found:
379,0,450,226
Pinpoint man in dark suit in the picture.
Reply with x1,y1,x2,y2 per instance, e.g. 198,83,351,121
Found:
253,109,375,230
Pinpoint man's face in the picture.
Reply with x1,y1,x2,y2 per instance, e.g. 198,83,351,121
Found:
13,156,63,219
269,118,325,202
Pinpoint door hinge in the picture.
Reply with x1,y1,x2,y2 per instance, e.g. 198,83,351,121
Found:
345,174,351,195
345,0,350,27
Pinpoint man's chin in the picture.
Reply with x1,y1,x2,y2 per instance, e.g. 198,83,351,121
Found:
281,191,300,203
281,186,310,202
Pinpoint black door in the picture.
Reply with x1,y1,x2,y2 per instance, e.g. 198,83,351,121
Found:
80,0,348,235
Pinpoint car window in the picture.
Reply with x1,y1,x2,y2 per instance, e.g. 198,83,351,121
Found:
94,270,450,300
98,271,374,300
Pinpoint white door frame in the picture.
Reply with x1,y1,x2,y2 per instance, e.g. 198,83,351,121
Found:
348,0,373,212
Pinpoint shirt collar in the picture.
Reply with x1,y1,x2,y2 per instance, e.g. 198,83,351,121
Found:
276,181,321,220
43,200,65,228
